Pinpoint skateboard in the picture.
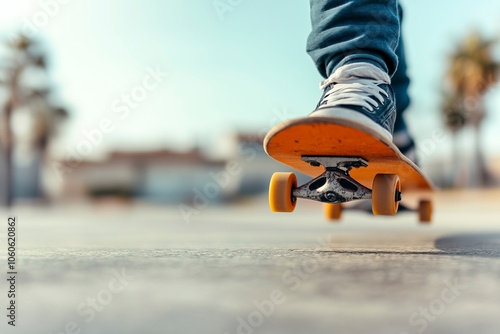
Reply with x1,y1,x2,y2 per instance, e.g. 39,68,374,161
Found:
264,116,435,223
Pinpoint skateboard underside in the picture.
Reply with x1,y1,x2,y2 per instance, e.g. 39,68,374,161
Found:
264,117,434,222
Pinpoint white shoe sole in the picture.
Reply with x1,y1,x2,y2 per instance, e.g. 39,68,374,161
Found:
309,107,393,142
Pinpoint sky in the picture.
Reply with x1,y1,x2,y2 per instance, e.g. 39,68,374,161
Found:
1,0,500,163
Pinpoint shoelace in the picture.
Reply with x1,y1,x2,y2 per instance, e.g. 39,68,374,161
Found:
319,78,389,112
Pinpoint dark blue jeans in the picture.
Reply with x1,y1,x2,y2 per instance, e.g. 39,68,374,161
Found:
307,0,410,131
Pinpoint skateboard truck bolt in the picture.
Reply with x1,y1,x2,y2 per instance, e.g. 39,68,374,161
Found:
395,190,402,202
324,191,338,202
309,161,320,167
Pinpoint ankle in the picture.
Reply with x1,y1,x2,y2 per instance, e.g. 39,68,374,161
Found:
327,54,390,78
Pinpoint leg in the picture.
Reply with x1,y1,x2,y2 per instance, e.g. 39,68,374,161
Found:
391,4,417,161
306,0,400,78
306,0,417,162
392,4,410,117
306,0,400,140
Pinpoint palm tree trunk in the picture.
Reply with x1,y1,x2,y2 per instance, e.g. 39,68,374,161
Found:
474,124,491,187
2,66,22,207
33,137,48,200
2,99,14,207
451,131,462,187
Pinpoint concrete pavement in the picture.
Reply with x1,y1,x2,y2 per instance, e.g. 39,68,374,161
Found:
1,189,500,334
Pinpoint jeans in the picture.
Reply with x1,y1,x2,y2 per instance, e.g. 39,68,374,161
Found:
307,0,410,131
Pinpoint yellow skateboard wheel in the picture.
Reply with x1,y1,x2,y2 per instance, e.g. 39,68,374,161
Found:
372,174,400,216
324,203,342,221
418,199,433,223
269,172,297,212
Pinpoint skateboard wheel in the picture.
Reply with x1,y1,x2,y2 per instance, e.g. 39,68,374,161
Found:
324,203,342,221
418,200,433,223
269,172,297,212
372,174,400,216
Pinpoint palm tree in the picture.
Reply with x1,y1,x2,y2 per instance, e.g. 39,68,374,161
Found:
29,95,68,199
0,34,68,206
442,32,499,187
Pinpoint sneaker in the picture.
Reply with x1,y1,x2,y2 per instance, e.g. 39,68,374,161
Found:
310,62,396,142
393,126,418,164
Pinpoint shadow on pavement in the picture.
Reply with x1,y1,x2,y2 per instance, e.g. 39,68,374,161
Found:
435,233,500,258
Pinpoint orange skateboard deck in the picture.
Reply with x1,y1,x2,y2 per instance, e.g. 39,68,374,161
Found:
264,116,435,222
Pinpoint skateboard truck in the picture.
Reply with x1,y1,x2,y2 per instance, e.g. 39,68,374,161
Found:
292,156,373,203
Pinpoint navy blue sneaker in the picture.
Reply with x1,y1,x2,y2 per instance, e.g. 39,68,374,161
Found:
393,126,418,164
310,63,397,143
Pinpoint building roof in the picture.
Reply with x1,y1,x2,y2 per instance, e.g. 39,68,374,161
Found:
60,148,225,168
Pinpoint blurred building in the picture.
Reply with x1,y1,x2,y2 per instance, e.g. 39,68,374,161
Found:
45,132,308,204
14,129,500,205
54,149,226,203
215,132,309,198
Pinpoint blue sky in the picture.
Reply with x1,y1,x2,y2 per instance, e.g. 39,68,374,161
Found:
1,0,500,162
